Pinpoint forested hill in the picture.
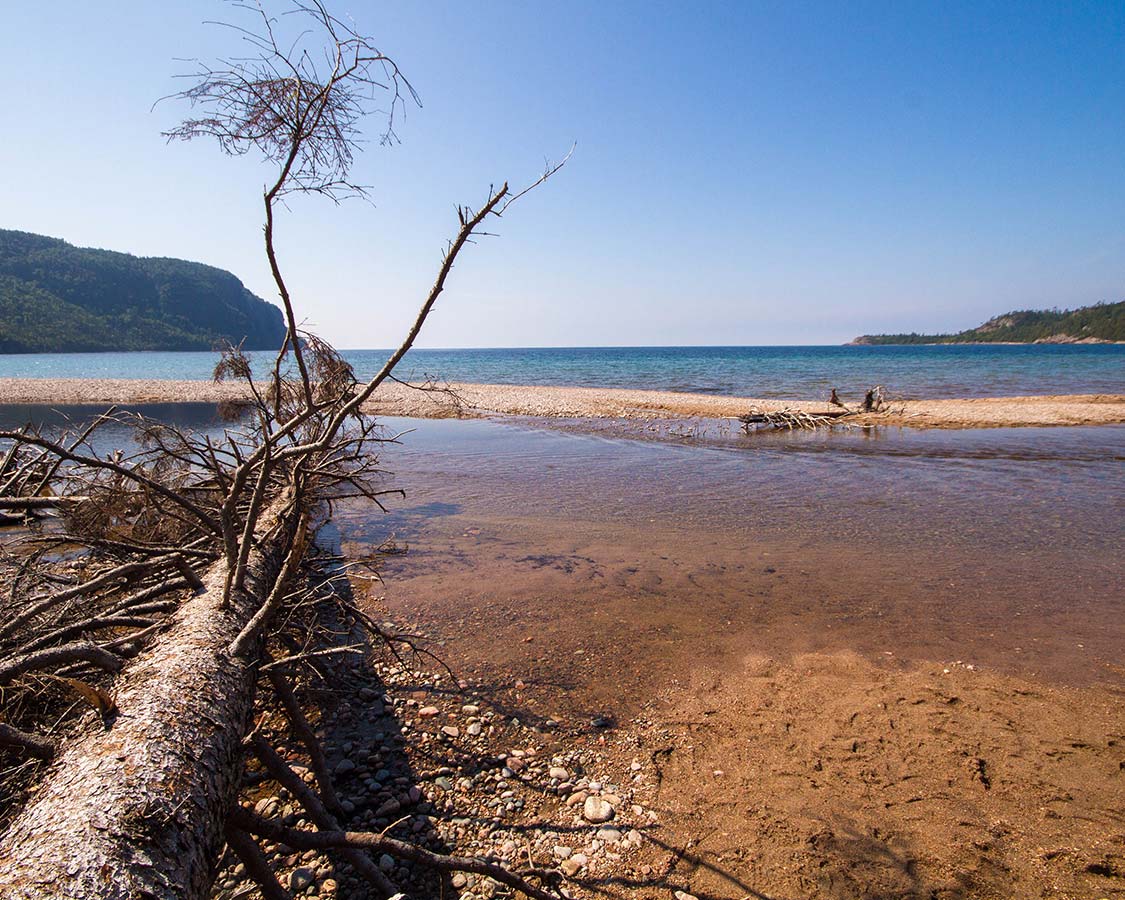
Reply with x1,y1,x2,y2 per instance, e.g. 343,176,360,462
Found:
851,301,1124,345
0,229,287,353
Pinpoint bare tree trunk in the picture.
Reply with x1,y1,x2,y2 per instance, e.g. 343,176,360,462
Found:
0,506,297,900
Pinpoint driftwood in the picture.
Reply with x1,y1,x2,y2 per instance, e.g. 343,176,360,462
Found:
738,409,850,428
738,386,895,432
0,496,87,511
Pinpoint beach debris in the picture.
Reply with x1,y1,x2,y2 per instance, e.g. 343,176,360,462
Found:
738,408,843,430
738,385,896,431
860,384,889,412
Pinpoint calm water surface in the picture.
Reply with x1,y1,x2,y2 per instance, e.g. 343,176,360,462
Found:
1,344,1122,399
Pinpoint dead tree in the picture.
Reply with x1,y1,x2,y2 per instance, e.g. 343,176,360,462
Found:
0,2,566,897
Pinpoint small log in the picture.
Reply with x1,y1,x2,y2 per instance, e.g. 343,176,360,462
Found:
0,641,124,684
0,496,88,510
0,722,57,760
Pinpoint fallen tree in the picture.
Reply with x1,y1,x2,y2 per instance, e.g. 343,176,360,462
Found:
0,3,566,897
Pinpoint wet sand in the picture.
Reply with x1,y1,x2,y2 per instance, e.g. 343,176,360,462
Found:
1,377,1123,428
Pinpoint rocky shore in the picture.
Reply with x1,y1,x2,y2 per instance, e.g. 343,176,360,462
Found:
214,648,677,900
2,377,1123,428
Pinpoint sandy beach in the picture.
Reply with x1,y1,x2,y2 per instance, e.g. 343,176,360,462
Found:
2,377,1123,428
1,383,1122,898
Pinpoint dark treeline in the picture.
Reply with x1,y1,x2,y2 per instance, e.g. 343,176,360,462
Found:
852,300,1124,345
0,229,286,353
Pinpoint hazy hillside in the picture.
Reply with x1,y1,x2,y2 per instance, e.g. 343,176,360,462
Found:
851,301,1124,345
0,229,286,353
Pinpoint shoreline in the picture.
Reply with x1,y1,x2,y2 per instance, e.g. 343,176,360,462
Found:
2,377,1124,428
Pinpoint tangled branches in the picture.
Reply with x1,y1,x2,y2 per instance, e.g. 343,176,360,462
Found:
739,385,901,432
0,2,568,897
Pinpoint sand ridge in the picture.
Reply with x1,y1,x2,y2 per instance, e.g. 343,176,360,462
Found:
1,377,1123,428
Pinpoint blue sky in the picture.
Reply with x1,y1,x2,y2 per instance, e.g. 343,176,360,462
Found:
2,1,1122,346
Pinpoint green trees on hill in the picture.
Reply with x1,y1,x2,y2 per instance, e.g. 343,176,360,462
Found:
0,229,287,353
852,301,1124,345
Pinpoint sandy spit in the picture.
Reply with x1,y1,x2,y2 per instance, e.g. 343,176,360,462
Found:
1,378,1123,428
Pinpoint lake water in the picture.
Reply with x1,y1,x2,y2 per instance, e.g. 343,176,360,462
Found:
2,403,1121,694
1,344,1122,399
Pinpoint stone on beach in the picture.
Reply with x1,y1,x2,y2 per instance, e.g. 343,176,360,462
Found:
582,795,615,823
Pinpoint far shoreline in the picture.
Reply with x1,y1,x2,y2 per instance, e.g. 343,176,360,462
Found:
2,377,1124,429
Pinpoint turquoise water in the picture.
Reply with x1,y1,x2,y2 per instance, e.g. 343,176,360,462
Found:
0,344,1122,399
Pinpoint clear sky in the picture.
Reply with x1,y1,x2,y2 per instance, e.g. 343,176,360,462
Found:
2,1,1123,347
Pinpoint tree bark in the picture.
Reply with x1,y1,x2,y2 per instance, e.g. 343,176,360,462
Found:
0,501,298,900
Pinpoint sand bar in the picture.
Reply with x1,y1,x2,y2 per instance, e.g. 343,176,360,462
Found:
1,377,1123,428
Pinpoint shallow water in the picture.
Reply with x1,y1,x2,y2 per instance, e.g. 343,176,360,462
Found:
338,416,1123,697
3,404,1121,693
364,416,1122,554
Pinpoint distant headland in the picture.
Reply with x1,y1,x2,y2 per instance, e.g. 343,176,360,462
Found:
0,229,286,353
850,300,1124,345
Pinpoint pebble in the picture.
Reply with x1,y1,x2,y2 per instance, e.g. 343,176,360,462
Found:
378,853,395,872
597,826,623,843
467,722,483,736
441,725,460,738
674,892,699,900
289,868,315,892
549,766,570,781
375,798,400,818
553,845,573,859
559,858,582,877
565,790,588,808
418,706,440,717
334,759,355,777
582,795,615,823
